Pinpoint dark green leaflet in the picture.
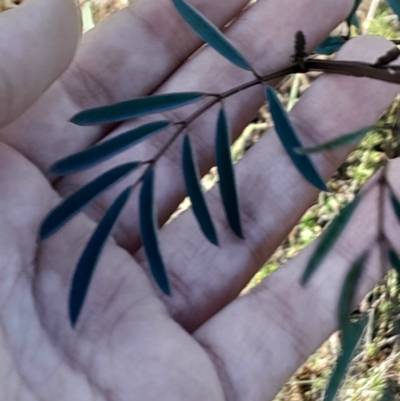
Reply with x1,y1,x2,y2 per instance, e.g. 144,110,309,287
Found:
315,36,346,56
390,189,400,222
302,195,362,285
51,121,170,175
396,319,400,336
69,187,132,327
139,168,170,295
346,0,362,27
216,108,244,239
338,252,368,336
387,0,400,21
388,247,400,277
323,315,367,401
388,249,400,303
266,86,327,192
295,127,370,155
40,162,140,239
182,135,218,245
171,0,252,71
71,92,205,126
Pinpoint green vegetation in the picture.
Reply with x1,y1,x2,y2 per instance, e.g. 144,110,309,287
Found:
243,2,400,400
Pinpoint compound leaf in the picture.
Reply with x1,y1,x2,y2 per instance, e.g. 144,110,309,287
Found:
71,92,205,126
69,186,132,327
266,86,327,191
387,0,400,21
182,135,218,245
324,315,367,401
315,36,346,55
139,167,170,295
338,252,368,337
295,127,370,154
40,162,140,240
51,121,170,175
302,195,362,285
172,0,252,71
216,107,244,239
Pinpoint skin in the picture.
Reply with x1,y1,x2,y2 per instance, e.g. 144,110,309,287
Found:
0,0,400,400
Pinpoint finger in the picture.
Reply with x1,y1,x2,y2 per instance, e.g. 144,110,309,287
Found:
193,167,392,401
55,0,355,252
0,0,80,128
147,35,400,331
0,0,250,172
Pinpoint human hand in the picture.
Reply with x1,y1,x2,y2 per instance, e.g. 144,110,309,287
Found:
0,0,399,400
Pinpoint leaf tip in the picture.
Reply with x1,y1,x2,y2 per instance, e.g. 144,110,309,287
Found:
317,181,329,192
301,261,315,286
209,233,220,247
38,221,51,241
300,274,310,287
50,161,65,176
68,299,79,328
160,280,171,296
69,112,87,126
230,221,245,240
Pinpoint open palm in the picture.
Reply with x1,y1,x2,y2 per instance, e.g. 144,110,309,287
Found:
0,0,399,400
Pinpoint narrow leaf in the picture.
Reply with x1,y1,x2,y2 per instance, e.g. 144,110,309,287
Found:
216,108,244,239
390,189,400,222
387,0,400,21
51,121,170,175
338,252,368,336
266,86,327,191
40,162,140,239
346,0,362,27
295,127,370,155
324,315,367,401
69,187,132,327
349,13,360,28
395,319,400,336
139,168,170,295
315,36,346,56
71,92,205,126
302,195,362,285
182,135,218,245
172,0,252,71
